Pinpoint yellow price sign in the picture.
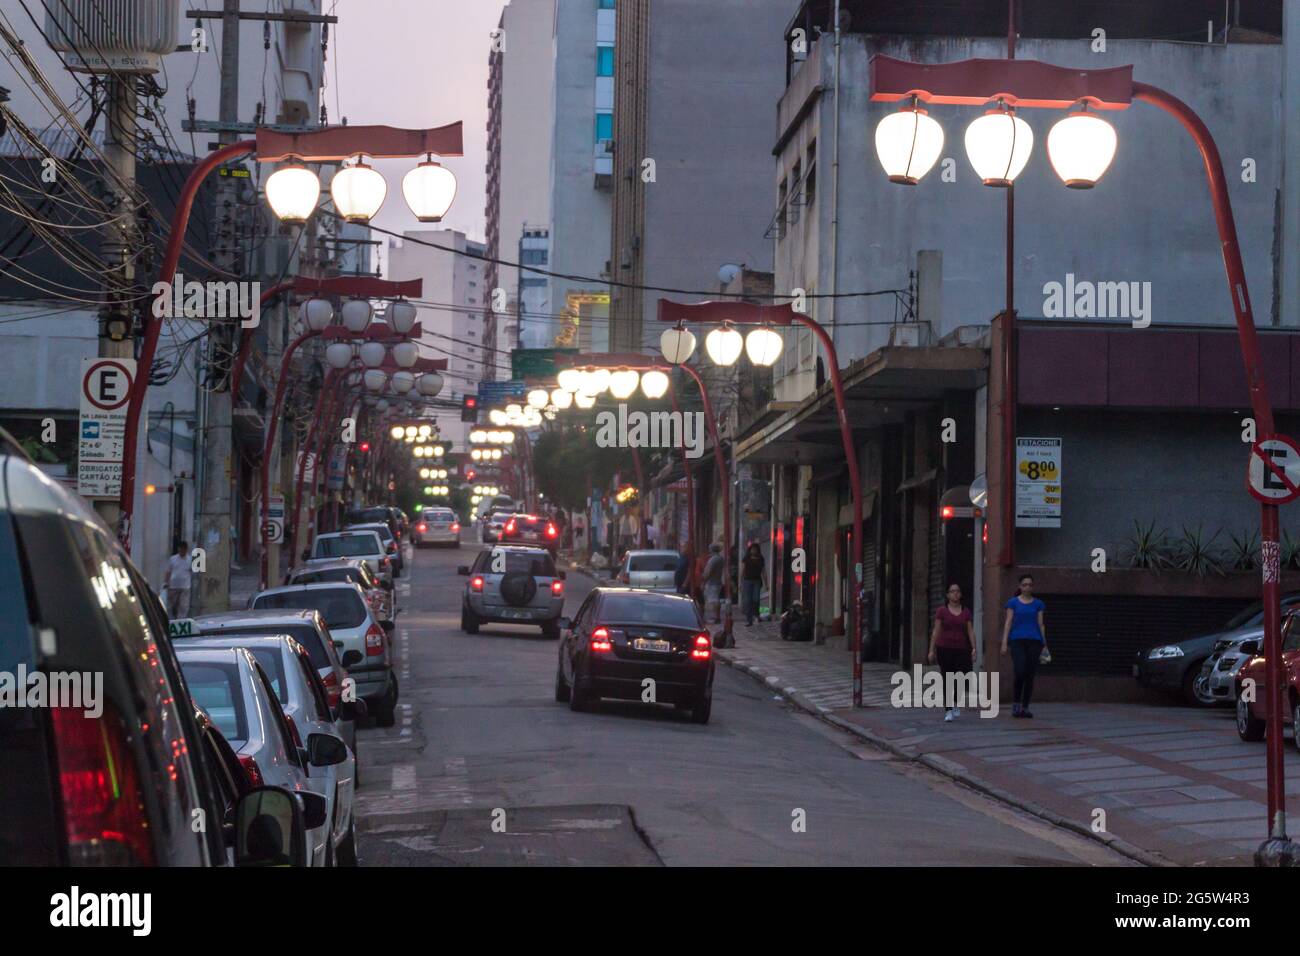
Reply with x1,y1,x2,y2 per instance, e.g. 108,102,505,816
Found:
1018,459,1059,481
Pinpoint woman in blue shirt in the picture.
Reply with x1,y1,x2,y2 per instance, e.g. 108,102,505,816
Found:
1000,573,1047,718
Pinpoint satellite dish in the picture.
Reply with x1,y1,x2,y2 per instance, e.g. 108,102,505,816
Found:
717,263,743,285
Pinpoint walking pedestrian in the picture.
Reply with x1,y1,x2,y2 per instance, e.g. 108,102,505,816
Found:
741,542,766,626
674,545,694,596
1000,573,1048,718
927,583,976,721
163,541,193,620
701,543,725,623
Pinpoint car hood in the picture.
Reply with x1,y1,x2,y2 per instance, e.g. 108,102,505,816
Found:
1170,623,1264,654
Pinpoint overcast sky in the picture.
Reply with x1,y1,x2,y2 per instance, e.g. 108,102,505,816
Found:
333,0,508,270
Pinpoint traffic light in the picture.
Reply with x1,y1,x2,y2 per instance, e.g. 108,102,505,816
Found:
359,441,371,453
461,394,479,423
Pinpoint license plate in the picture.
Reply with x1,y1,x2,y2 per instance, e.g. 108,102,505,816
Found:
634,638,672,653
502,609,532,620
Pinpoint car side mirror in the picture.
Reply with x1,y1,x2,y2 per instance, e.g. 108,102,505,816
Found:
559,617,572,630
380,619,395,634
234,786,308,867
341,649,363,667
307,732,349,767
458,566,470,575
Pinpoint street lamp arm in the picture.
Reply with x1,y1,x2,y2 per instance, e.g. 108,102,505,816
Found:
657,298,800,327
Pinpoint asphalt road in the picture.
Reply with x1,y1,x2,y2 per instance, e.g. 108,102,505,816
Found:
354,539,1131,866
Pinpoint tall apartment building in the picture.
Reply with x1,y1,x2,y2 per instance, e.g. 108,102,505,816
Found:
387,230,491,449
546,0,616,353
486,0,556,377
607,0,792,352
519,226,552,349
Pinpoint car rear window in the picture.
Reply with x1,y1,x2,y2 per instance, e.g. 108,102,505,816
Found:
598,594,702,628
291,568,362,587
253,588,366,630
629,554,678,572
181,661,249,745
198,624,332,671
476,551,556,576
348,508,391,525
246,648,289,703
314,534,380,558
349,524,393,542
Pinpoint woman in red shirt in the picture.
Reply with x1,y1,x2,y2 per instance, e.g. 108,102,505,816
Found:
927,583,977,721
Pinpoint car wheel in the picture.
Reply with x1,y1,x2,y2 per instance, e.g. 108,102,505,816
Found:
336,818,359,867
554,664,570,702
1237,694,1266,742
541,621,560,640
569,668,589,712
461,605,480,634
1192,672,1216,707
1181,661,1208,706
690,690,712,725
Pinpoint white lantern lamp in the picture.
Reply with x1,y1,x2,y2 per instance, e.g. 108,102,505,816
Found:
300,297,334,332
609,368,640,400
324,342,354,370
964,100,1034,187
402,156,458,223
331,157,387,223
265,161,320,223
391,341,419,368
660,325,697,365
416,372,443,396
388,299,418,334
704,324,744,367
359,341,388,368
744,326,784,367
640,369,670,399
874,98,945,185
1046,103,1117,189
341,298,372,333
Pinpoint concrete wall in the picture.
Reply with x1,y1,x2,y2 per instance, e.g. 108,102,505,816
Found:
775,34,1284,399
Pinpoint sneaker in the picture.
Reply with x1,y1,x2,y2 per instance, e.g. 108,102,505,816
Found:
1011,703,1022,717
943,709,955,722
1022,709,1034,719
951,707,961,719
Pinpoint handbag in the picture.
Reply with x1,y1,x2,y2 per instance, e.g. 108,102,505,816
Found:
1039,645,1052,664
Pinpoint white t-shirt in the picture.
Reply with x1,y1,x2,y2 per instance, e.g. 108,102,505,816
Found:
166,553,192,590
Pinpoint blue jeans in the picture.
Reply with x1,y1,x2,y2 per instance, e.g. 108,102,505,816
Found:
741,579,761,623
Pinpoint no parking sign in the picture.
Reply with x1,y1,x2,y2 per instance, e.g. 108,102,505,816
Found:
1247,436,1300,505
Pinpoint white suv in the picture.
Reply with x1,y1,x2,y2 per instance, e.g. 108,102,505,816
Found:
310,529,393,586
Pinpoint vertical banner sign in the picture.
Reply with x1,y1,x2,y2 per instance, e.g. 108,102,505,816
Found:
264,495,285,544
78,357,136,499
1015,437,1062,528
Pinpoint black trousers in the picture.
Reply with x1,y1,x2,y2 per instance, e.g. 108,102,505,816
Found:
935,646,973,708
1009,640,1042,709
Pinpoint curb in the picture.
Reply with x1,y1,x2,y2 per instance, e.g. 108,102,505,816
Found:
715,648,1175,868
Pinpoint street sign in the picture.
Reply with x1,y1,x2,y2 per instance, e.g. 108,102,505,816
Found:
77,357,136,499
1247,436,1300,504
511,348,579,381
477,379,527,407
264,494,285,543
1015,437,1061,528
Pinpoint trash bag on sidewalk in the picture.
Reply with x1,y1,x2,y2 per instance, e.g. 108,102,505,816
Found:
780,603,812,642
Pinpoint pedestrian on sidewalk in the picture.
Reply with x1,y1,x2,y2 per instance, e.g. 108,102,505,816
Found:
702,543,725,623
741,542,766,626
163,541,192,620
1001,573,1047,718
928,582,976,721
674,545,694,596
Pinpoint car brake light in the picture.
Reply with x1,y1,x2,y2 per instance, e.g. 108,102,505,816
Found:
590,627,613,653
471,575,484,592
321,670,340,708
546,523,557,538
239,754,264,788
551,579,564,595
51,704,154,866
380,557,390,569
387,541,397,552
451,523,460,533
691,633,712,660
366,622,386,656
417,523,427,533
619,571,630,584
505,519,516,534
286,714,304,749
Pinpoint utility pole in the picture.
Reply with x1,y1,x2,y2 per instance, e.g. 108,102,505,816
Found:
96,74,140,532
195,0,242,613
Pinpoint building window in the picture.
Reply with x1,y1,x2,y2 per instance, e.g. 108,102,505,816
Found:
521,248,548,265
598,0,614,7
805,139,817,208
595,110,613,142
596,45,614,76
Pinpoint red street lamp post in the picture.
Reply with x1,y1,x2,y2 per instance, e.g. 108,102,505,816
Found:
117,122,463,548
869,56,1290,853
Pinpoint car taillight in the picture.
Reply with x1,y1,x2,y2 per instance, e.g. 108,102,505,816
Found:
546,523,557,538
505,519,516,534
551,579,564,595
590,627,613,653
417,523,427,533
366,622,386,656
691,633,712,660
51,704,154,866
239,754,264,788
387,541,397,552
471,575,484,592
286,714,304,749
380,557,390,569
321,670,341,708
451,523,460,533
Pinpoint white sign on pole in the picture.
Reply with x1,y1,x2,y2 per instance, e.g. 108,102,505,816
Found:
1015,437,1061,528
77,357,136,499
263,494,286,544
1247,436,1300,504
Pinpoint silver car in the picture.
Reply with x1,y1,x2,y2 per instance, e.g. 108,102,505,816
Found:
311,529,393,586
417,507,461,548
613,549,681,592
459,545,566,638
250,582,399,728
344,520,404,577
1196,631,1263,705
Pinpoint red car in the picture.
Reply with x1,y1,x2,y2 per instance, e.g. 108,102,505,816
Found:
500,513,560,554
1235,609,1300,744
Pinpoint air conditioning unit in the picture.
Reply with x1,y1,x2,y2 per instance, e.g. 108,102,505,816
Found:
888,323,933,348
46,0,180,75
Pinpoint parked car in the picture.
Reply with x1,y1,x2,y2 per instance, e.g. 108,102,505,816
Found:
177,646,348,865
500,513,560,553
1193,631,1263,705
416,506,461,548
187,609,354,741
556,588,714,723
287,557,394,623
179,635,360,863
459,545,565,638
1134,593,1300,705
310,529,393,586
1235,609,1300,744
345,505,402,542
250,582,399,726
612,549,681,591
345,520,404,577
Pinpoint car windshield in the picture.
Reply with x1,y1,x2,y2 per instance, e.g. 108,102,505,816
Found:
181,661,248,745
348,508,391,525
315,534,380,558
254,588,366,630
350,523,394,542
598,594,702,628
629,554,678,572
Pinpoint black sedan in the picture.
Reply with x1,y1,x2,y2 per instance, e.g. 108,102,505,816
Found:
501,513,560,554
555,588,714,723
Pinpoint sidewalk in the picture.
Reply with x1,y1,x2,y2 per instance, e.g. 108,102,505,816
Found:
720,618,1296,867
